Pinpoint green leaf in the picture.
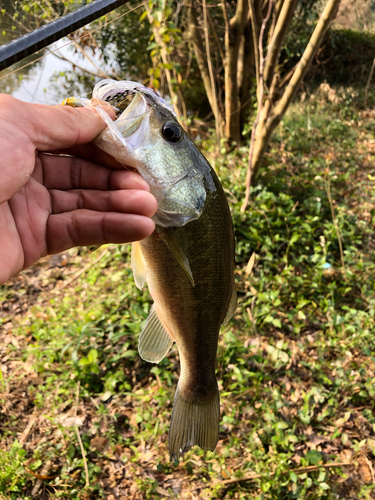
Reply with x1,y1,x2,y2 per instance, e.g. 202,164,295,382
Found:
88,349,98,363
275,421,289,429
305,450,322,465
305,477,313,488
122,350,138,358
289,233,299,246
290,471,298,483
272,318,282,328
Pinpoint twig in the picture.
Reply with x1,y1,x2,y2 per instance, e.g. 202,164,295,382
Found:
68,37,111,79
203,0,221,143
246,301,258,337
46,48,104,78
58,248,109,290
365,57,375,107
207,9,225,66
220,461,352,486
74,381,90,488
19,413,39,444
271,0,340,125
324,167,346,276
1,13,106,79
0,0,150,83
31,460,53,495
364,455,375,483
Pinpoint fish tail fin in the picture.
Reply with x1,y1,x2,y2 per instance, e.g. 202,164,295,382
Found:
168,383,220,461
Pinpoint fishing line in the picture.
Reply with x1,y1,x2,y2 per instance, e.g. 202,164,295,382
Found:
0,0,149,82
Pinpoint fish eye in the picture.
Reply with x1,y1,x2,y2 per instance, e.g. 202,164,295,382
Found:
161,122,182,143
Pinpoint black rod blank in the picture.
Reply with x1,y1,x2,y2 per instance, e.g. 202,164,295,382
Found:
0,0,131,72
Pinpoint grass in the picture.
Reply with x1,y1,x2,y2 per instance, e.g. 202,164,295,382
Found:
1,83,375,499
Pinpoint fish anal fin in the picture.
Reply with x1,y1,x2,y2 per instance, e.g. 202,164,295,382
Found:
131,241,147,289
169,383,220,461
223,285,237,324
158,228,195,287
139,305,174,363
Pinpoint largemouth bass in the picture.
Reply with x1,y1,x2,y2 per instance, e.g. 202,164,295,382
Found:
63,80,236,460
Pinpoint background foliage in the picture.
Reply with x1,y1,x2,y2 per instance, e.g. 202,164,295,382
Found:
1,83,375,499
1,0,375,498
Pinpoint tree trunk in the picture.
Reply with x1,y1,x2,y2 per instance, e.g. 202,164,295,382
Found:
146,7,184,118
239,19,255,130
223,0,248,144
252,0,341,183
185,0,222,124
241,0,341,211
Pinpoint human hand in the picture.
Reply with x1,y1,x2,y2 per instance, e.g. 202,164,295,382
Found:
0,94,157,285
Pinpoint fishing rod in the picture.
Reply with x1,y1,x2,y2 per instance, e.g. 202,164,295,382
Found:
0,0,131,72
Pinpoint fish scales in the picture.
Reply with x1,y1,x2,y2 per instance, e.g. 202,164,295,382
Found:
140,156,234,459
141,170,234,388
63,79,236,460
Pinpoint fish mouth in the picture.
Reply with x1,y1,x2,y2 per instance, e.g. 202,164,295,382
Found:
90,83,181,194
91,81,159,158
92,79,176,118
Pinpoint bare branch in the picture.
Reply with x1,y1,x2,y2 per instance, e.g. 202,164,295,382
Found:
271,0,341,127
145,5,183,117
241,0,273,212
224,0,249,141
207,8,225,66
248,0,260,87
68,38,111,79
203,0,222,140
185,0,216,113
365,57,375,106
4,10,31,34
263,0,298,85
222,0,230,32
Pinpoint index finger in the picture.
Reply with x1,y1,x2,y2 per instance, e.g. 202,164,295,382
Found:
52,143,126,170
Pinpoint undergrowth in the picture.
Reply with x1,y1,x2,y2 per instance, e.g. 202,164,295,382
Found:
1,84,375,499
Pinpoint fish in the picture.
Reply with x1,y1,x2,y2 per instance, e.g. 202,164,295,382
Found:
63,80,236,460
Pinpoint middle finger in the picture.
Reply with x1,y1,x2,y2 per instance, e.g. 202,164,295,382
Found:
40,153,147,191
49,188,157,218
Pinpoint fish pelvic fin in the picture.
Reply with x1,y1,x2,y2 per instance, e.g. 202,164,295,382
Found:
131,241,147,289
139,305,174,363
223,284,237,324
169,383,220,461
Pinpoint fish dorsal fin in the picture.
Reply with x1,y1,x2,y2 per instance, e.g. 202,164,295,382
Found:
139,305,174,363
223,285,237,324
158,228,195,287
131,241,147,289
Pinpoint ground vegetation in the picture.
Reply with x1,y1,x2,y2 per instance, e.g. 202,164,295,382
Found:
1,84,375,499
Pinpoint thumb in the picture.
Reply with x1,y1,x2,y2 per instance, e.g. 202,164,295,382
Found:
21,97,114,151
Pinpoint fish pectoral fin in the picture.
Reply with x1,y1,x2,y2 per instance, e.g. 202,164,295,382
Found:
223,285,237,324
158,227,195,287
139,305,174,363
131,241,147,289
